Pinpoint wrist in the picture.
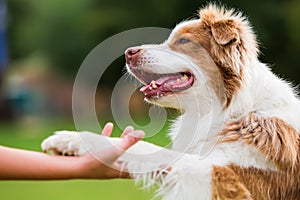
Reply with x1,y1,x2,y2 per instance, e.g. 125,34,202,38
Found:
70,155,92,179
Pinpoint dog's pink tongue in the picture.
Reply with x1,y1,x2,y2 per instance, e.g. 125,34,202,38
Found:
163,76,194,92
155,74,182,85
140,73,182,92
140,74,182,93
139,73,194,98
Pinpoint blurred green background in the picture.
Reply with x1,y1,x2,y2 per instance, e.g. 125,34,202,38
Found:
0,0,300,200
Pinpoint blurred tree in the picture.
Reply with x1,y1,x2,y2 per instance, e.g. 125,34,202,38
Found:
8,0,93,77
6,0,300,84
0,0,12,121
0,0,8,72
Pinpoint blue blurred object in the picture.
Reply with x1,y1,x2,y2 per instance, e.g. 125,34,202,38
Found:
0,0,7,73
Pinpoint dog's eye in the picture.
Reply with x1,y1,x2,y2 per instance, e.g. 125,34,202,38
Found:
178,38,190,44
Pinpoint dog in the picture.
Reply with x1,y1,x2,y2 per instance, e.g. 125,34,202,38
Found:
42,4,300,200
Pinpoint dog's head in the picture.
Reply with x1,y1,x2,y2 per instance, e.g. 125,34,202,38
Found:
125,4,258,111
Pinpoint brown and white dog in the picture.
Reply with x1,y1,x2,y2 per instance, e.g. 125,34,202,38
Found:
42,4,300,200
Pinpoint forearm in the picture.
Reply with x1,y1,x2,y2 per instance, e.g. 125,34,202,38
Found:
0,127,143,180
0,145,80,180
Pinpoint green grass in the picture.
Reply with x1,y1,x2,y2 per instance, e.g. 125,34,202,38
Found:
0,180,153,200
0,119,171,200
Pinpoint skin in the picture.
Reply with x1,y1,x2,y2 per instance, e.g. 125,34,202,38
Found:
0,123,144,180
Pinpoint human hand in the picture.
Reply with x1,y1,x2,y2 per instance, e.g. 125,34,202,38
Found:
75,123,144,179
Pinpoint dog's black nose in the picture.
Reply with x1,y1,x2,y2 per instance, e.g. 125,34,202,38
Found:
125,48,141,67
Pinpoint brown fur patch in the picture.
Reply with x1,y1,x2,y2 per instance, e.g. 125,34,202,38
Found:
227,164,300,200
168,5,259,107
199,5,254,107
211,19,240,45
219,112,299,171
211,165,253,200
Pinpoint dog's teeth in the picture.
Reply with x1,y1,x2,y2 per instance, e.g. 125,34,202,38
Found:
149,86,153,90
151,81,158,88
183,74,188,79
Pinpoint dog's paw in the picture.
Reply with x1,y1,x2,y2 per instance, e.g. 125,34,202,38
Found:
41,131,87,156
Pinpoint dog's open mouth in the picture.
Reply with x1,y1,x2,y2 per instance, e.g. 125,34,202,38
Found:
132,70,194,98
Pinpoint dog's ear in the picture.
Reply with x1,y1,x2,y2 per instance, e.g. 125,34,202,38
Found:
199,4,259,108
211,19,239,45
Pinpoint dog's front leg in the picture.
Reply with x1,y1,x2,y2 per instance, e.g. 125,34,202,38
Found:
41,130,177,173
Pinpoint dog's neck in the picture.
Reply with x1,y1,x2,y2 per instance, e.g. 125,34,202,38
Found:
168,98,224,155
227,60,300,119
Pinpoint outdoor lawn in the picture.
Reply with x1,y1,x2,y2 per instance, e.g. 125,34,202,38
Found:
0,120,170,200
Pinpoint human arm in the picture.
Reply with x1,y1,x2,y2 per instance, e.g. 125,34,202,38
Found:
0,123,144,180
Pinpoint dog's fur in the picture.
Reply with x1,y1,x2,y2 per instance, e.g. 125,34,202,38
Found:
42,4,300,200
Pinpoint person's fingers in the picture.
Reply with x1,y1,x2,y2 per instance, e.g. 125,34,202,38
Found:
103,130,144,163
121,126,134,138
102,122,114,137
118,130,144,151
